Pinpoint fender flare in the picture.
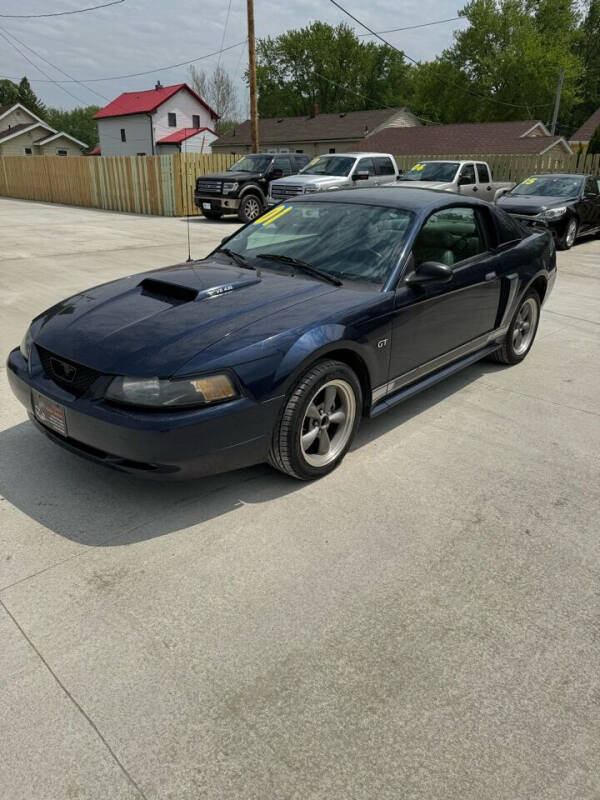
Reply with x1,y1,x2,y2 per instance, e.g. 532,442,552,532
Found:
238,183,266,203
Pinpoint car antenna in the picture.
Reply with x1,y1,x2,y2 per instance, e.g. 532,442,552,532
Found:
182,129,193,262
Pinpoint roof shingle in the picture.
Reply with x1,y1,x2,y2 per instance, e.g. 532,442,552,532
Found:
94,83,219,120
353,120,571,155
570,108,600,143
214,108,419,147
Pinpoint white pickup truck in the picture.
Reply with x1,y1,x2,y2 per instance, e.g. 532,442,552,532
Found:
393,160,514,202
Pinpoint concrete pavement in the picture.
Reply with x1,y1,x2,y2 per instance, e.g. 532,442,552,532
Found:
1,198,599,799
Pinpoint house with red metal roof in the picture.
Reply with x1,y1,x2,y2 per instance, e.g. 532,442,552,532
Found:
93,82,219,157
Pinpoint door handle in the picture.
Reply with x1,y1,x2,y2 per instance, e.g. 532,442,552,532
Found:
473,186,478,191
487,186,491,190
485,271,497,281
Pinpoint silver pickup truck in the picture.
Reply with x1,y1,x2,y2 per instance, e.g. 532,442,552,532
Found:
268,152,399,204
392,160,514,202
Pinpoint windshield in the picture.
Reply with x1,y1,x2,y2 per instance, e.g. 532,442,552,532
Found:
228,155,272,173
399,162,460,182
509,175,584,197
219,201,414,285
299,156,356,177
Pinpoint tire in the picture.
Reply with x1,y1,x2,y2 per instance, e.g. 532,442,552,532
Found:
238,193,263,223
269,359,362,480
202,210,222,221
557,217,578,250
489,290,541,365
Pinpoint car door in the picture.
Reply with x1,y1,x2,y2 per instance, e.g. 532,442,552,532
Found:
354,157,378,188
457,162,478,197
581,176,600,232
476,162,494,201
271,156,293,179
387,205,503,384
373,156,397,185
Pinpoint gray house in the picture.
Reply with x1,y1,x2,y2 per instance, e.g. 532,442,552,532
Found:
212,106,421,156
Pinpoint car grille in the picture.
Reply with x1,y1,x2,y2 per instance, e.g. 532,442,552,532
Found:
270,184,304,201
196,179,222,194
37,346,103,396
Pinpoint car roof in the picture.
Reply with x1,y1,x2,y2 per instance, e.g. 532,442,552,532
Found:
522,173,587,179
318,152,395,158
290,186,489,211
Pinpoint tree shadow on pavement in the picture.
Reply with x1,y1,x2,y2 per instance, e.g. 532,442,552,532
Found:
0,359,505,548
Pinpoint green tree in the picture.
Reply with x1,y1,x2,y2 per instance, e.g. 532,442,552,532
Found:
0,78,19,107
17,77,46,117
255,22,413,117
569,0,600,134
45,106,101,148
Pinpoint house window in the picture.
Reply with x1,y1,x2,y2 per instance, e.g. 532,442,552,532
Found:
24,147,33,155
120,128,126,142
192,115,200,129
329,147,336,153
136,152,146,156
57,149,68,156
295,149,304,153
168,112,177,127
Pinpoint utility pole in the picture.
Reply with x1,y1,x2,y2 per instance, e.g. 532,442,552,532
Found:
550,68,564,136
247,0,259,152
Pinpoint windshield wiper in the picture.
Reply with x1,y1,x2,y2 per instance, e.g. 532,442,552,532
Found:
217,247,255,270
256,253,342,286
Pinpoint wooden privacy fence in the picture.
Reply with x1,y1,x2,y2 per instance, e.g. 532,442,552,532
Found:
1,150,600,216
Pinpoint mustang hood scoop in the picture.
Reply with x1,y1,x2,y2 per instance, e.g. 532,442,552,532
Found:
139,275,261,305
34,261,335,375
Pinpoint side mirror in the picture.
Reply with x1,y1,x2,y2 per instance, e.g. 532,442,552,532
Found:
269,169,283,180
405,261,453,286
352,170,369,181
458,175,472,186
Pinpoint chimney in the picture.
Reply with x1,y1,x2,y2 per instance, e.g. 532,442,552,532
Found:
309,103,320,118
155,80,163,90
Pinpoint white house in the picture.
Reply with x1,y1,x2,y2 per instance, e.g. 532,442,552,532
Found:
93,82,219,156
0,103,87,156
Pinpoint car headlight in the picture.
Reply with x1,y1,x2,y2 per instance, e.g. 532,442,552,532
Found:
222,181,239,194
20,326,33,361
105,373,239,409
303,186,320,193
543,206,567,220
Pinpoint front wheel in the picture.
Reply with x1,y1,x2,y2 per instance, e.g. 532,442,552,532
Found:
489,290,540,365
238,194,263,223
557,217,578,250
269,360,362,480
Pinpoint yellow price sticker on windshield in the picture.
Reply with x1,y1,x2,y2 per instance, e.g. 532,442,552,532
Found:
412,163,425,171
307,157,320,167
523,178,536,184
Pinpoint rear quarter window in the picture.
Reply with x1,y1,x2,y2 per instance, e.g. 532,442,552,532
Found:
494,207,524,245
374,157,396,176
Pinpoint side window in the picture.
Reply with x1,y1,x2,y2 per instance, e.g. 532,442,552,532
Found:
192,115,200,129
477,163,490,183
374,157,396,176
293,155,308,170
494,208,523,245
272,156,292,176
168,112,177,127
584,176,598,195
120,128,126,142
412,207,487,269
459,163,476,184
356,157,375,176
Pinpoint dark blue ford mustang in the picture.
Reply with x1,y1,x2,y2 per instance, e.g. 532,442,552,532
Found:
7,188,556,480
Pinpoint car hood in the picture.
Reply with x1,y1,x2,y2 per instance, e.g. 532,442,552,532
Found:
198,171,262,182
497,194,577,214
32,260,338,376
393,180,454,190
272,174,349,189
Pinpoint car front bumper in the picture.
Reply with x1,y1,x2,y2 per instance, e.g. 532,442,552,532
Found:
7,348,280,479
193,194,241,212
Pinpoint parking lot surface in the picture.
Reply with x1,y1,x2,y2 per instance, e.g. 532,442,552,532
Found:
1,197,599,799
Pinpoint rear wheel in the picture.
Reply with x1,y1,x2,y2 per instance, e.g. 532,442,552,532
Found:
269,359,362,480
489,290,540,365
238,194,263,223
202,210,222,221
558,217,578,250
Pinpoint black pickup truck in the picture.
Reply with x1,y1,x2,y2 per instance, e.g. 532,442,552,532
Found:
194,153,310,223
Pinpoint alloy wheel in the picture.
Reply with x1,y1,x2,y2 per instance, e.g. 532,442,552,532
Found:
512,297,539,356
300,379,356,468
243,197,261,220
565,219,577,248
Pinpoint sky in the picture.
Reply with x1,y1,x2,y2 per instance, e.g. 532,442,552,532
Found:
0,0,468,114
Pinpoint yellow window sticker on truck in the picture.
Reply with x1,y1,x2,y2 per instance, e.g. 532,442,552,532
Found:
523,178,536,184
412,163,425,171
253,204,293,226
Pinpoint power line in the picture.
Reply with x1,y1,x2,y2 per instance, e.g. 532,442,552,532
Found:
328,0,554,111
357,16,462,37
217,0,233,70
0,0,125,19
1,38,247,83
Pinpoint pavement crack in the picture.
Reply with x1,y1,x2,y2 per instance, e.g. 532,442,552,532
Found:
0,598,149,800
